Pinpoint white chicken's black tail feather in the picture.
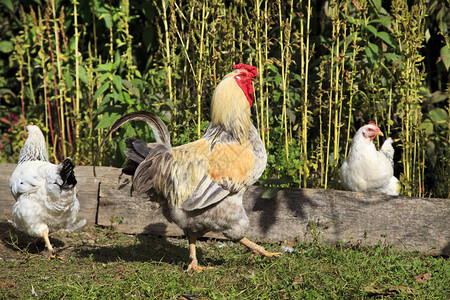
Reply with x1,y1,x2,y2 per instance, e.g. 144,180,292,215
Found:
59,157,77,189
93,110,171,177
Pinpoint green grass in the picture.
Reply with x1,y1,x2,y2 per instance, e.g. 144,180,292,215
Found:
0,226,448,299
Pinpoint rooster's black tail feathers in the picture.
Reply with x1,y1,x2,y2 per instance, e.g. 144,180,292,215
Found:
93,111,171,177
59,158,77,189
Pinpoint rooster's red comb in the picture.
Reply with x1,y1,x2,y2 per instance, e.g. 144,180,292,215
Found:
233,63,258,78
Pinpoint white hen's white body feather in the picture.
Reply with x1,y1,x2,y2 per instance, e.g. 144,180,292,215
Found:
340,126,400,195
10,160,79,237
9,124,81,255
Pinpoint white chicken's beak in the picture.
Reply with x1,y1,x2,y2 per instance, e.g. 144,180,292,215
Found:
376,131,384,136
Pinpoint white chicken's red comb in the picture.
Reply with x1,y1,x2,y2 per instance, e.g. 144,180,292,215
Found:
233,63,258,78
367,121,380,130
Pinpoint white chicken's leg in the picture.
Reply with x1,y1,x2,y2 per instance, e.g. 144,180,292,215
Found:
239,237,281,258
42,230,55,259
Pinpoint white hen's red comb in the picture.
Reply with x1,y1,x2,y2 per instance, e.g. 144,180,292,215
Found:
367,121,380,130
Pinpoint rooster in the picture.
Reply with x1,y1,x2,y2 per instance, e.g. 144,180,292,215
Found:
9,123,84,258
95,63,280,272
340,122,400,195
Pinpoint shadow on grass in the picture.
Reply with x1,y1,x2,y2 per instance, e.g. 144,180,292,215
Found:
76,223,226,268
0,220,65,256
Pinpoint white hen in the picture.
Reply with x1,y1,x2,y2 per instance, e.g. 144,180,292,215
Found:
9,123,84,257
340,122,400,196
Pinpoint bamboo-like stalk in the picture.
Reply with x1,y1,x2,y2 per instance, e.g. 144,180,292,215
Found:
21,6,36,107
122,0,133,81
37,8,56,161
387,85,393,136
73,0,81,161
317,62,326,187
324,9,336,189
161,0,175,127
50,0,66,158
332,7,341,172
344,31,359,158
19,54,25,118
196,0,207,137
264,0,270,151
299,0,305,186
255,0,265,146
301,0,312,188
392,0,426,196
14,34,26,118
44,12,63,161
277,0,290,173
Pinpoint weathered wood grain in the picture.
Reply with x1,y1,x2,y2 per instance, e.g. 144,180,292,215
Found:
95,166,450,256
0,163,16,222
1,163,449,256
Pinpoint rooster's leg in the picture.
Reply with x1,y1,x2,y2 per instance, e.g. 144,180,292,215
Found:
186,235,214,273
42,230,56,259
186,235,203,273
239,237,281,258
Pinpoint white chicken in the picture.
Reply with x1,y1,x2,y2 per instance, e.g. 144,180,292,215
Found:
9,122,84,258
340,122,400,196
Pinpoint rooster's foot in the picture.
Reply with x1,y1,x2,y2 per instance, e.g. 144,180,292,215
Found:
186,260,213,273
240,237,281,258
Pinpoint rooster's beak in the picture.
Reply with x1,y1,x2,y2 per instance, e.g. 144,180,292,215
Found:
376,131,384,136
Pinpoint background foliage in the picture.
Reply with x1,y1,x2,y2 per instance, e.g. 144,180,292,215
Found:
0,0,448,198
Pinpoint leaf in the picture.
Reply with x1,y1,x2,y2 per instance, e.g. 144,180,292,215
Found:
94,112,120,130
93,82,111,102
79,66,88,84
428,108,448,123
426,142,436,166
96,7,112,29
94,62,113,73
384,53,401,64
122,91,134,105
98,73,110,84
368,43,379,55
364,25,378,37
439,45,450,71
1,0,14,11
113,51,121,69
372,0,382,12
369,18,392,28
420,119,434,135
0,41,13,53
365,43,379,64
377,31,396,48
64,68,73,89
113,75,122,94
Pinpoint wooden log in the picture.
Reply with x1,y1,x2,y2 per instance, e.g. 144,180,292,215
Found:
0,164,16,222
95,166,450,256
0,163,449,256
